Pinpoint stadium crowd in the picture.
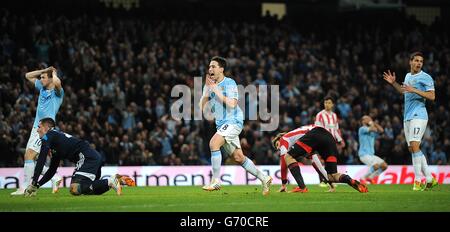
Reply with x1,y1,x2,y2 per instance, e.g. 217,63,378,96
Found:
0,8,449,167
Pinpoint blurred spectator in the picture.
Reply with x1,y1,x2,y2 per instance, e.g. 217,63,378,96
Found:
0,8,449,167
430,146,447,165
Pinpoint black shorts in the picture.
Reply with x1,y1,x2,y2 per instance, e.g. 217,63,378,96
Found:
288,127,339,174
71,147,102,184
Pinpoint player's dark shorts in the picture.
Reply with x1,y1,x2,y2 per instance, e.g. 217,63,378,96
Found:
288,127,339,174
71,147,102,184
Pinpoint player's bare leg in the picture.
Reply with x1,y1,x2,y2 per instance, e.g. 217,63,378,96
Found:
329,173,368,193
233,148,272,196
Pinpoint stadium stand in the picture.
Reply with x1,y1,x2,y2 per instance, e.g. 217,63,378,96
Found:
0,0,449,167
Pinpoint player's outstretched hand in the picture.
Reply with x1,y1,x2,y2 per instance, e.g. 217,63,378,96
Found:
24,184,38,197
383,70,396,84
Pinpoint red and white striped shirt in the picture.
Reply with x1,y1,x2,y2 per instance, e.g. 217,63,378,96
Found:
314,110,343,143
279,124,320,156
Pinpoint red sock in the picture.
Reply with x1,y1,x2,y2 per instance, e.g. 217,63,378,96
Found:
288,162,306,189
339,174,352,184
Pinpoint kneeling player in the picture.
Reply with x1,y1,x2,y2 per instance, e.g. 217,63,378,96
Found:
273,125,368,193
24,118,136,197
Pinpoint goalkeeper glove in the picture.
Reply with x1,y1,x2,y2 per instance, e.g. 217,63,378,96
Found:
24,182,40,197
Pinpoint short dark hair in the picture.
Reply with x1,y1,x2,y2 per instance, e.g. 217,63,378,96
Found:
40,117,56,128
211,56,227,71
272,132,286,149
410,51,424,61
324,95,335,103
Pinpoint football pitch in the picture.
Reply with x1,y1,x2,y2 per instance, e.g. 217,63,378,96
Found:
1,184,449,212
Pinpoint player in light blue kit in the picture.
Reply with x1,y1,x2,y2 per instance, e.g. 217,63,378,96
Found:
383,52,438,191
11,66,64,195
358,115,387,184
199,56,272,195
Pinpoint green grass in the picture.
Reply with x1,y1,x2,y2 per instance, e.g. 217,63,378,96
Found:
1,184,449,212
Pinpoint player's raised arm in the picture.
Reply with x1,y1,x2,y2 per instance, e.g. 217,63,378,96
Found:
383,70,404,94
51,68,63,97
374,121,384,133
199,74,211,111
368,120,384,133
25,67,53,85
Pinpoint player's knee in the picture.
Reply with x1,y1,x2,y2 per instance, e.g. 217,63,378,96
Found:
209,138,222,150
70,183,81,196
381,163,388,170
410,142,421,152
407,146,413,153
284,154,297,166
373,164,379,170
232,149,245,164
209,140,217,150
328,173,340,182
24,149,38,160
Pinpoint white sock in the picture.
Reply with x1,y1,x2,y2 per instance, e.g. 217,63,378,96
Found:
51,175,61,182
23,160,35,188
369,168,383,179
412,151,423,182
241,157,265,181
211,150,222,180
364,166,375,179
421,155,433,183
311,154,328,181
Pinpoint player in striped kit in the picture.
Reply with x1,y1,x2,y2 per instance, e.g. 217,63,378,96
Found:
314,96,345,187
272,124,367,193
273,125,333,193
277,96,344,192
315,96,345,146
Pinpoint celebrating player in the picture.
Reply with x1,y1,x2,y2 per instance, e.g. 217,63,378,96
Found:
199,56,272,195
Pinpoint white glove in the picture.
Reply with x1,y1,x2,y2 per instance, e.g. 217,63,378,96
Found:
24,184,38,197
